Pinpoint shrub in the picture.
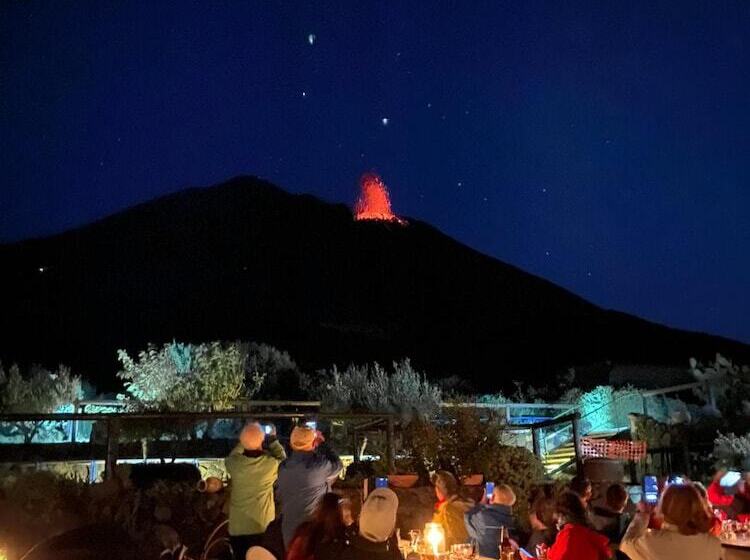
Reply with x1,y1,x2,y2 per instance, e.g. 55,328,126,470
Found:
692,354,750,427
713,432,750,469
401,407,545,529
313,359,442,421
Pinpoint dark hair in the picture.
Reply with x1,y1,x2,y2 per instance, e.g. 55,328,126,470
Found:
433,470,459,498
605,483,628,511
287,493,346,560
556,491,591,528
532,495,556,528
569,475,592,497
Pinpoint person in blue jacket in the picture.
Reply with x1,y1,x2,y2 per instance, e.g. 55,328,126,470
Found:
277,425,343,547
464,483,518,559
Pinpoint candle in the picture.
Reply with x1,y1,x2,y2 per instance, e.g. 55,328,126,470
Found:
424,522,446,557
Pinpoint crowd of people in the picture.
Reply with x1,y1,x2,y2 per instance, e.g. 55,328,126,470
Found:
224,422,728,560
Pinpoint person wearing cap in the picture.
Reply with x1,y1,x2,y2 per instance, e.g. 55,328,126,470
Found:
464,484,518,559
225,422,286,558
340,487,402,560
432,470,474,547
277,424,344,547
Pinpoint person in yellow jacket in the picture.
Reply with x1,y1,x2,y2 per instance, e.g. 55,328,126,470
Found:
432,471,475,547
225,422,286,558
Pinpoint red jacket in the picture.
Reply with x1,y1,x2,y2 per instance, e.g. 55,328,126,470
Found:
548,524,612,560
707,480,734,507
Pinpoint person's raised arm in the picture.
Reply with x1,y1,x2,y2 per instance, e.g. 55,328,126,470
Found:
314,432,343,479
264,424,287,461
619,503,651,559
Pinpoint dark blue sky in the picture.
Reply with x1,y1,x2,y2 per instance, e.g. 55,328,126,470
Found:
2,1,748,343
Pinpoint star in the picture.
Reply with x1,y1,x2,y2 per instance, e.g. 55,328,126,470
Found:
381,117,389,126
427,102,432,108
301,91,307,97
457,181,463,187
545,251,551,256
307,34,316,45
542,188,547,193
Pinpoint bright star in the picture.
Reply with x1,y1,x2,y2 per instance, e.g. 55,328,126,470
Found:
308,33,316,45
381,117,389,126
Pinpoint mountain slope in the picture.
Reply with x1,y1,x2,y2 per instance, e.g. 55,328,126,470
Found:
2,176,748,391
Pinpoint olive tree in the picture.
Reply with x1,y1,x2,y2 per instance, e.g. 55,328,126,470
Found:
0,362,82,443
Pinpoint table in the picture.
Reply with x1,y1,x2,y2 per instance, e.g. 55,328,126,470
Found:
722,540,750,560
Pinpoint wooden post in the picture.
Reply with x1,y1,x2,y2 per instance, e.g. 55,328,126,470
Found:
105,418,120,480
386,416,395,473
531,427,541,458
352,430,360,463
571,413,583,475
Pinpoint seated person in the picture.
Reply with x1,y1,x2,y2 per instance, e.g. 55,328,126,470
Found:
591,483,630,544
431,471,475,547
526,493,557,552
286,492,348,560
465,484,517,559
340,488,402,560
548,491,612,560
569,475,593,508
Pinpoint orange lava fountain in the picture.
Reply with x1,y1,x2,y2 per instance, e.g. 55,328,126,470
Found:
353,172,406,224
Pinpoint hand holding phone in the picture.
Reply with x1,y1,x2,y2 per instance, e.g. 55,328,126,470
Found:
485,481,495,502
643,475,659,505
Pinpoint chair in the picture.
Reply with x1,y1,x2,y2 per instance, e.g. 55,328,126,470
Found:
246,546,276,560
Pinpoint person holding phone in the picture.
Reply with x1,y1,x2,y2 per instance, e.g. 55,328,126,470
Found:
620,483,722,560
278,425,343,547
464,484,518,559
225,422,287,558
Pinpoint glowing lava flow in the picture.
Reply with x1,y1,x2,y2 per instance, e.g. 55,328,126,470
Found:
353,172,406,224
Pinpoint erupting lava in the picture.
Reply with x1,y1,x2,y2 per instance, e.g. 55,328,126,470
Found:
353,172,406,224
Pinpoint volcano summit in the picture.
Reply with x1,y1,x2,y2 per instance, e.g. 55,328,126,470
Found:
1,175,748,392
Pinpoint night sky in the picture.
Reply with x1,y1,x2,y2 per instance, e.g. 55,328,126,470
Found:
2,2,748,343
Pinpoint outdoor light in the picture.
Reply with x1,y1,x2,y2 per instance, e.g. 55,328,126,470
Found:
423,522,446,557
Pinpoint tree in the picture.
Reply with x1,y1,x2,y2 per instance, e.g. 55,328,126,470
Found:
117,340,260,411
242,342,303,400
0,362,82,443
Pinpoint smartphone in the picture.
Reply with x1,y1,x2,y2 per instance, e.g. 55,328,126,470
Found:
643,475,659,504
375,477,388,489
667,474,684,485
305,421,317,430
485,481,495,500
263,424,272,435
518,548,536,559
721,471,742,487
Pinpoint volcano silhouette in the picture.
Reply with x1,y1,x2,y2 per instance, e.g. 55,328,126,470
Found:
1,175,748,392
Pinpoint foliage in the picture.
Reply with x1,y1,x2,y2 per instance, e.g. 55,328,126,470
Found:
117,340,260,411
0,362,82,443
691,354,750,425
313,359,442,420
402,407,544,530
713,432,750,469
243,342,304,400
575,385,641,432
0,469,226,558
